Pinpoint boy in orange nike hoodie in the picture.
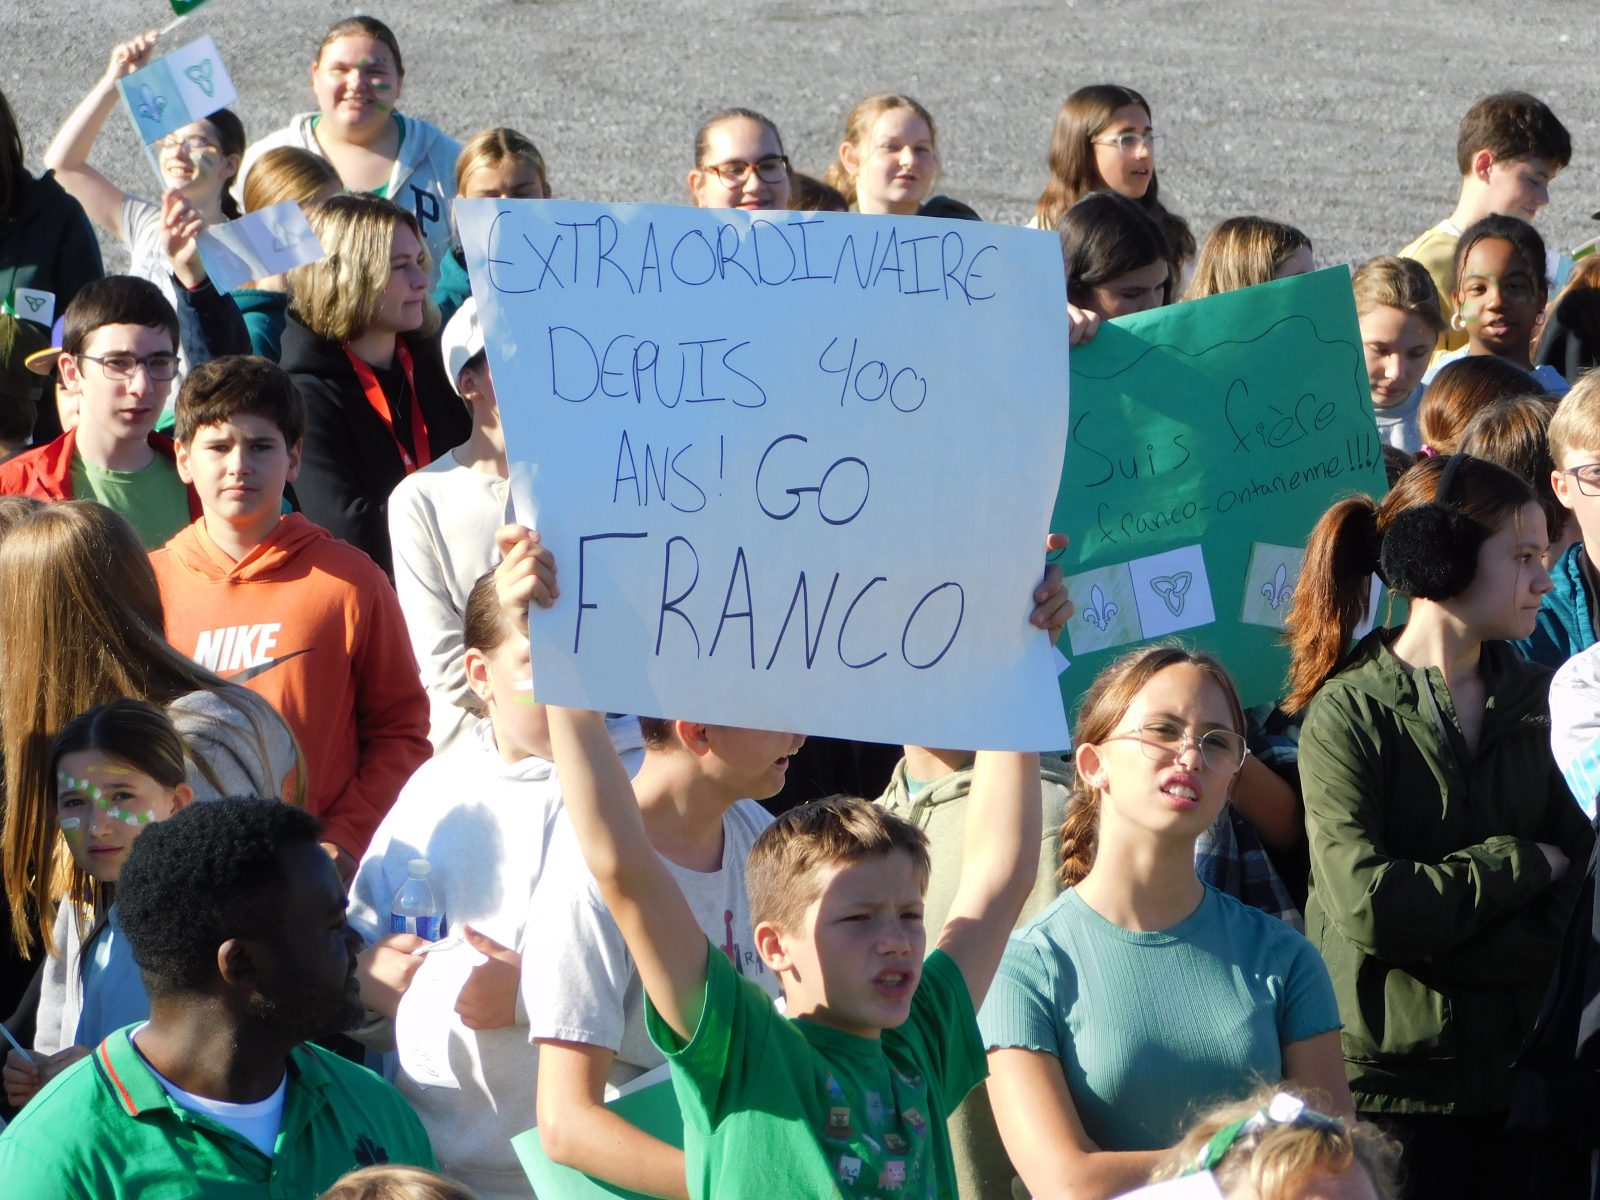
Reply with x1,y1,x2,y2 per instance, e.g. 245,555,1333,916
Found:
149,355,431,880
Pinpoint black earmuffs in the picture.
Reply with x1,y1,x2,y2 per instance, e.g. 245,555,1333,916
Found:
1378,454,1490,601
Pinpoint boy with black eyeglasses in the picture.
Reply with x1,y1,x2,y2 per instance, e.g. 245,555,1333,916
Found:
0,275,197,547
1519,372,1600,667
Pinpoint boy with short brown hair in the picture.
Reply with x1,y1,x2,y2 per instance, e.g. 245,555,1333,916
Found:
499,525,1069,1200
0,276,198,547
1400,92,1571,354
150,355,430,876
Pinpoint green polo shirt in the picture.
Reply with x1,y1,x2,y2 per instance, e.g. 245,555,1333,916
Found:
0,1026,435,1197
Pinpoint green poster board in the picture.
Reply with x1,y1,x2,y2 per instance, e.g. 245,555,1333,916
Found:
1050,267,1389,714
512,1075,683,1200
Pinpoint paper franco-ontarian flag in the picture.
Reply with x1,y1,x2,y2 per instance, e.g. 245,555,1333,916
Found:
2,288,55,330
195,201,326,294
169,0,213,15
116,34,237,145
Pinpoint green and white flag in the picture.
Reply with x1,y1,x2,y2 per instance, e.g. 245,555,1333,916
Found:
2,288,55,329
168,0,212,15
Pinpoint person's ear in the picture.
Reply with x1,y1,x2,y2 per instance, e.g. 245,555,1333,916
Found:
175,439,194,485
1553,467,1578,511
685,169,706,208
285,439,303,484
539,177,552,200
1075,741,1109,792
58,351,83,391
838,139,863,180
754,919,793,976
675,720,714,758
169,782,195,814
216,935,263,991
1472,148,1497,184
464,646,492,708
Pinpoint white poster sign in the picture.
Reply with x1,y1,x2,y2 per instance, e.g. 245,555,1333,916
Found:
459,199,1071,750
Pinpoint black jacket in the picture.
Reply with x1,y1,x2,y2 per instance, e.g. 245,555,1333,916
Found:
0,171,104,443
278,315,469,575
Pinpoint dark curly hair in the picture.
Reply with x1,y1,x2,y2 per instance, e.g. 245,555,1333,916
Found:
118,797,322,994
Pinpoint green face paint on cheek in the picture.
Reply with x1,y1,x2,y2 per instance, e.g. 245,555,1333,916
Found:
57,772,106,807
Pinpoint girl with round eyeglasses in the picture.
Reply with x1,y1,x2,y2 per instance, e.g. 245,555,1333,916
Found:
686,108,792,212
1031,84,1195,274
45,31,250,406
981,646,1350,1200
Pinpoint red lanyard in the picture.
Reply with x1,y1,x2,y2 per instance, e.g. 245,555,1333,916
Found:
343,340,432,473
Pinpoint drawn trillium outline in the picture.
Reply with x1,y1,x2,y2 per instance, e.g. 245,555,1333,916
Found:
1082,584,1119,632
1150,572,1193,617
1261,562,1294,611
184,60,216,98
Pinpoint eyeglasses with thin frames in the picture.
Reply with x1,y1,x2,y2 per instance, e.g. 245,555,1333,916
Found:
1561,463,1600,497
76,352,181,382
1102,719,1247,773
1090,131,1167,156
703,155,791,188
157,135,220,157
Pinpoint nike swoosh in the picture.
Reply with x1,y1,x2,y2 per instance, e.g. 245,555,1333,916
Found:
226,648,313,684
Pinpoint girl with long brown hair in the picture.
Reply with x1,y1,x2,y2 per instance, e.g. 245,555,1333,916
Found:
981,645,1349,1200
1285,453,1593,1195
1031,84,1195,273
0,501,298,965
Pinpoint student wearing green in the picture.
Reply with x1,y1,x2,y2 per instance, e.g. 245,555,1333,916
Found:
0,798,435,1195
495,525,1072,1200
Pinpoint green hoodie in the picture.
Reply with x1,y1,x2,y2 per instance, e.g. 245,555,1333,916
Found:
878,754,1073,1200
1300,630,1595,1115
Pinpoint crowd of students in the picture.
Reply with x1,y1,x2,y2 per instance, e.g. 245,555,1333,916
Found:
0,11,1598,1200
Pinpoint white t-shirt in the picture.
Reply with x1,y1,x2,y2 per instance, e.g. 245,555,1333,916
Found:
134,1026,287,1158
522,799,778,1091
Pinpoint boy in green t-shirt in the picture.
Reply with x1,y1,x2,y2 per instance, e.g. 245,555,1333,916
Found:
496,526,1070,1200
0,275,194,547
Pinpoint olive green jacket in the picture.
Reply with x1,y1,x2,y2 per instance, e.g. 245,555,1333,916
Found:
1300,631,1595,1115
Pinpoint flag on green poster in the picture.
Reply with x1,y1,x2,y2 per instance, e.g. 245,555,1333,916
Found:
1049,267,1390,713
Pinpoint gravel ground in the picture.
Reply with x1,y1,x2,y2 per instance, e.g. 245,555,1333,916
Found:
6,0,1599,271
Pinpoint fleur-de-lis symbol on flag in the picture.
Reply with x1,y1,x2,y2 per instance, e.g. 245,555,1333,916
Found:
136,85,167,123
1261,562,1294,611
1083,584,1120,632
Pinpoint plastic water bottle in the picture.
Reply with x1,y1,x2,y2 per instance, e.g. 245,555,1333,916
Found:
390,859,444,941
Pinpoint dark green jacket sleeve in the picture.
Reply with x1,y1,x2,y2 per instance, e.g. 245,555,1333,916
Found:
1301,692,1554,964
1422,777,1595,987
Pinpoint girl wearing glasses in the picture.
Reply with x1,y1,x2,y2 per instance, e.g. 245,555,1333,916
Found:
1285,453,1594,1196
981,645,1349,1200
44,32,250,403
1031,85,1195,275
686,108,792,211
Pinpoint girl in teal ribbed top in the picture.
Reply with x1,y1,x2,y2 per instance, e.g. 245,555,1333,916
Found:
979,646,1350,1200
